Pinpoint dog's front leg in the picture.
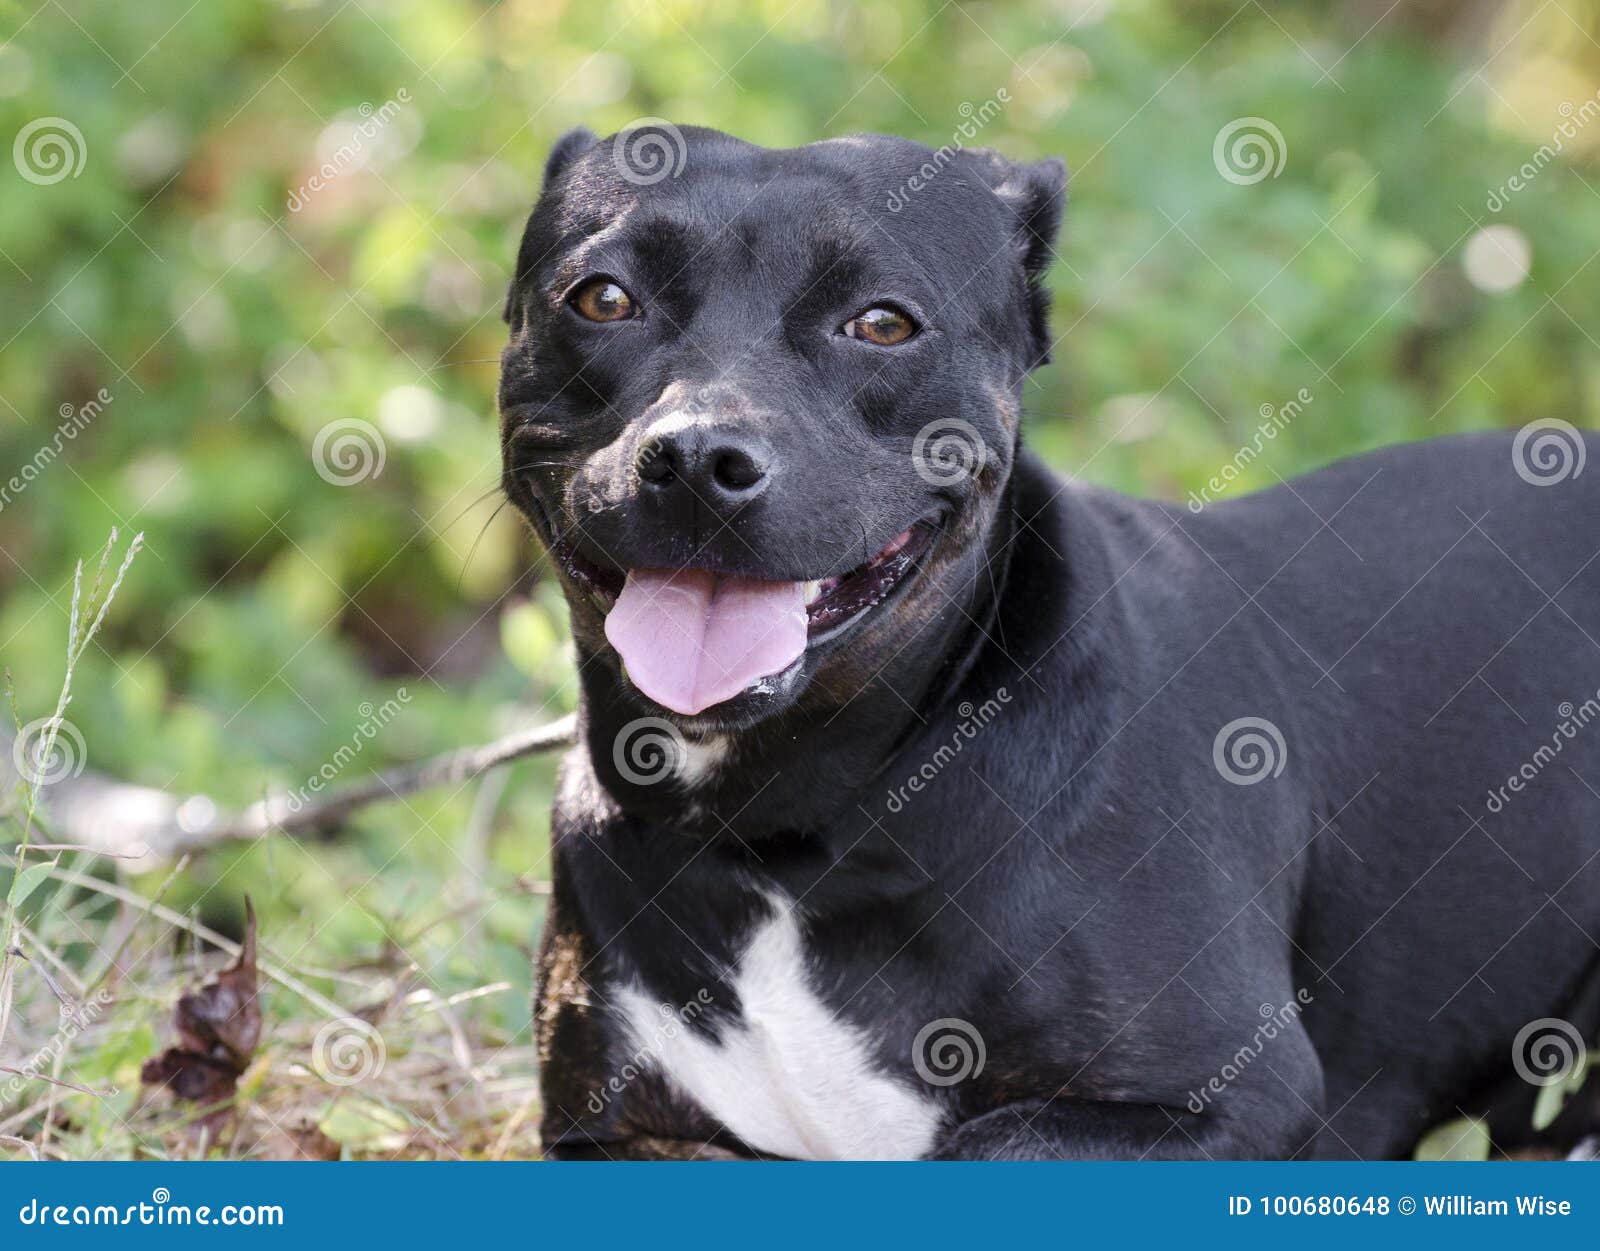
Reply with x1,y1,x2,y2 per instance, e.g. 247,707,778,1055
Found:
931,1095,1323,1161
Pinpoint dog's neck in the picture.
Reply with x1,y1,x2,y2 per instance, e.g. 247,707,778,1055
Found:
571,470,1024,839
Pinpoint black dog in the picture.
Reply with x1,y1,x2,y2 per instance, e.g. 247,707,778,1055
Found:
499,124,1600,1160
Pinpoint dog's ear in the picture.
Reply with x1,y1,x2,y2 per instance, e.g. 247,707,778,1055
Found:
991,157,1067,366
544,126,598,188
505,128,600,325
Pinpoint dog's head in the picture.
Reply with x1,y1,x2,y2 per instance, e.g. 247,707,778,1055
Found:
499,124,1063,731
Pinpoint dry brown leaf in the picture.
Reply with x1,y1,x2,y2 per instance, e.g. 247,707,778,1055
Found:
140,898,261,1130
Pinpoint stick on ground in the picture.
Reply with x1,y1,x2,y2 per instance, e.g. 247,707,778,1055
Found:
1,714,577,861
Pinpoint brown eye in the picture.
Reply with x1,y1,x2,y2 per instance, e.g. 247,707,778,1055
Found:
569,278,636,323
843,304,917,345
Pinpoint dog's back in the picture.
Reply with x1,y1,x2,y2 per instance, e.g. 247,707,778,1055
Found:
1067,431,1600,1155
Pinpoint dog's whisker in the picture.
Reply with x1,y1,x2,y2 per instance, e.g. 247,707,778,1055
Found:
508,459,583,473
457,497,514,594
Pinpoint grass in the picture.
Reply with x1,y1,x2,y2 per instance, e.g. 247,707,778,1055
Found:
0,531,547,1161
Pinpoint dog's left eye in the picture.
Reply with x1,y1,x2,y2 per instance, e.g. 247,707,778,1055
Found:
568,278,637,323
842,305,918,346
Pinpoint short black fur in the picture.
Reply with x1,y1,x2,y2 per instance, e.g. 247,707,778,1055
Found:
500,125,1600,1160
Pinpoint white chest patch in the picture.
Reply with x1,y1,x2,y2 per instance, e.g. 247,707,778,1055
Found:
673,733,728,787
615,898,943,1160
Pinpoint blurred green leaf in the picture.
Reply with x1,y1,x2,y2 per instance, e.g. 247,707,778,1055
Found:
1414,1118,1493,1161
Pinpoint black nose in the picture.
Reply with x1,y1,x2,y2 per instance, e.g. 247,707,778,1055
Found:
635,427,771,505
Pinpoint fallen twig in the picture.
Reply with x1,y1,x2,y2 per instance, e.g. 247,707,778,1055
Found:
1,713,577,861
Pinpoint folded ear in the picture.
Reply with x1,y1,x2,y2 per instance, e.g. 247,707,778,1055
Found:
991,156,1068,366
544,125,598,188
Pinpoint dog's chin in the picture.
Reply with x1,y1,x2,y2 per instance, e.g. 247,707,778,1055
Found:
535,507,945,729
655,655,810,733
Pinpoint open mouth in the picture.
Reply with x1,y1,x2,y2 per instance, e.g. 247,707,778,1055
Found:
533,504,936,715
800,523,931,638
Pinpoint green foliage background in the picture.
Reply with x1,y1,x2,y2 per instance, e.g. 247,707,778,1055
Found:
1,0,1598,1103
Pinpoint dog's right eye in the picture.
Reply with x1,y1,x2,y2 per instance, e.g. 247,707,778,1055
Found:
842,304,917,346
567,278,637,323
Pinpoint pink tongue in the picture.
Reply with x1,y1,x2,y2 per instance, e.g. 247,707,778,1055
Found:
604,568,808,715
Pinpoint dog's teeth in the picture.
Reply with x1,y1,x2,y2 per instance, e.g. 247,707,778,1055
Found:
803,580,822,605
